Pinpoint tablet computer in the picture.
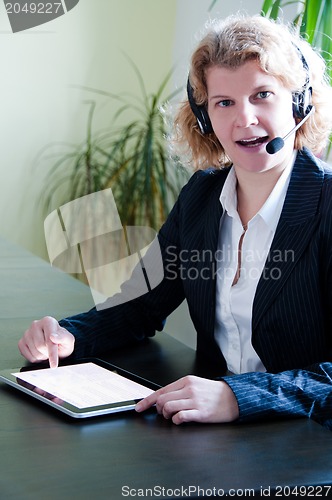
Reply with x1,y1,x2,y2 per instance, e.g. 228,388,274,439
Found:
0,358,160,418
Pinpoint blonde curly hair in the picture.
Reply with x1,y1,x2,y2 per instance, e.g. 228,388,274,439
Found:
173,14,332,170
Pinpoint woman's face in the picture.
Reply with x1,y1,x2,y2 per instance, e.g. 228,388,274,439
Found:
206,60,296,176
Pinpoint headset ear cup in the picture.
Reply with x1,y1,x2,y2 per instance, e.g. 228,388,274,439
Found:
292,91,301,119
292,86,312,119
187,78,213,135
292,46,313,120
195,107,213,135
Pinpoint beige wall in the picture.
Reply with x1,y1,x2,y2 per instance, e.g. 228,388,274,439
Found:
0,0,177,259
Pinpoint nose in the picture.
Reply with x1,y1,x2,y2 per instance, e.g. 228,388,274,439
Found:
235,102,259,128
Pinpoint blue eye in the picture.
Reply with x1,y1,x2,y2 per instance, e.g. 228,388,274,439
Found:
257,91,271,99
218,99,232,107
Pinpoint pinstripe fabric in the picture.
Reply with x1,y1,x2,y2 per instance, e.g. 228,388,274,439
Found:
222,363,332,429
60,148,332,429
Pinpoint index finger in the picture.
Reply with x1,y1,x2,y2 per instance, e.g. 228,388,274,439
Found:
135,389,160,412
47,338,59,369
135,378,184,412
43,317,60,369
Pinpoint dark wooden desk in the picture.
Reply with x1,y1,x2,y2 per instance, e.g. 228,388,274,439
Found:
0,236,332,500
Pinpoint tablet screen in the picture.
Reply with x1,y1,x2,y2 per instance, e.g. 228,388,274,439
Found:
13,362,154,409
0,359,158,418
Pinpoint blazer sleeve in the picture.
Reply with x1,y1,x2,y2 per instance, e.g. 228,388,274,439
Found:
221,362,332,430
58,172,202,359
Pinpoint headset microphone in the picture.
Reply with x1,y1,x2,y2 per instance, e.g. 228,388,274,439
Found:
266,105,314,154
187,45,314,153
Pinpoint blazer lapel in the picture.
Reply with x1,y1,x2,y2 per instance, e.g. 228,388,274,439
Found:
204,172,226,252
201,169,227,337
252,149,324,331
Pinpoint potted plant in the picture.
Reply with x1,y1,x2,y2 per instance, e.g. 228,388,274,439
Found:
39,60,188,232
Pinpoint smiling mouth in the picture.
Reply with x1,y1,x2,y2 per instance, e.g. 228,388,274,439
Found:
236,136,269,147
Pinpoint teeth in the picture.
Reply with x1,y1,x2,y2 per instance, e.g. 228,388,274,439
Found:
238,136,267,146
240,137,260,143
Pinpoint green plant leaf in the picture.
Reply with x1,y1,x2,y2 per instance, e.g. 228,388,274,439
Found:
208,0,218,11
38,59,189,236
261,0,276,16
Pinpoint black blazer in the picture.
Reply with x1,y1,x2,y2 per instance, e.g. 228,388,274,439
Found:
60,148,332,428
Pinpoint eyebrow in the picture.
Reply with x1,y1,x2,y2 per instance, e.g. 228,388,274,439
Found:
208,85,276,102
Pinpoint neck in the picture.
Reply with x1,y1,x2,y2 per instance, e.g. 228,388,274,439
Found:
235,164,287,227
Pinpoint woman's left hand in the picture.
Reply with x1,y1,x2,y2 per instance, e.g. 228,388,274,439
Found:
135,375,239,425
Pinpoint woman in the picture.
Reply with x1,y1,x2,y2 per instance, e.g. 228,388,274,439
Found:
19,15,332,428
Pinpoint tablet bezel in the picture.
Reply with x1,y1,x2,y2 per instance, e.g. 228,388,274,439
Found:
0,358,160,419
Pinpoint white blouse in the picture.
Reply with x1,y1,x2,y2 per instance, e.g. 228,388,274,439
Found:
214,157,295,374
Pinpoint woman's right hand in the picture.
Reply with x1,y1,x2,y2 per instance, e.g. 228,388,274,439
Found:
18,316,75,368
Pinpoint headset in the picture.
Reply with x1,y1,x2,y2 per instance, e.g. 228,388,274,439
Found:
186,78,214,135
187,46,313,135
292,48,313,119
